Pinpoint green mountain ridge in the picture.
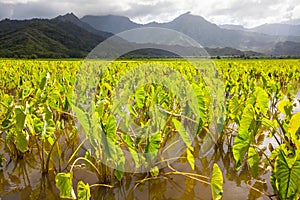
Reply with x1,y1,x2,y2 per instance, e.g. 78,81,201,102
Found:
0,16,110,58
1,13,300,58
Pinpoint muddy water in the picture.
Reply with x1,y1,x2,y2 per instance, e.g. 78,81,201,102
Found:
0,141,274,200
0,90,299,200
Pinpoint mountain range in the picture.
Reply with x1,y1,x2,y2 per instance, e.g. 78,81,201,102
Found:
220,23,300,37
1,12,300,58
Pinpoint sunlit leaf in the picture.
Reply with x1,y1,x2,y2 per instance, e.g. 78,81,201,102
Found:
271,149,300,200
289,112,300,142
15,106,26,132
15,131,28,153
187,148,195,170
278,99,292,116
233,104,254,170
105,115,117,142
211,163,223,200
248,147,259,177
55,172,76,199
77,181,91,200
145,132,161,162
254,87,269,116
121,134,141,168
135,86,145,109
0,154,3,168
72,105,90,135
172,118,193,150
150,166,159,177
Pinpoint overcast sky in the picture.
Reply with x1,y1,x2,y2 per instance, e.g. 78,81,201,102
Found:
0,0,299,27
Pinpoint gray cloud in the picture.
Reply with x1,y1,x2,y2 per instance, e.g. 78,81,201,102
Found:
0,0,299,27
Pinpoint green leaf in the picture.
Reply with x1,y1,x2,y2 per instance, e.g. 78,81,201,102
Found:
289,112,300,142
254,87,269,116
271,149,300,200
191,83,206,121
105,115,117,141
172,118,193,150
211,163,223,200
55,172,76,199
41,106,55,141
278,99,292,116
84,149,92,169
0,154,3,168
187,148,195,170
72,105,90,135
239,104,255,133
114,169,124,181
128,104,138,118
39,72,50,90
135,86,145,109
233,104,254,170
15,106,26,132
121,134,141,168
150,166,159,177
248,147,260,177
261,118,274,129
77,181,91,200
145,132,161,161
15,131,28,153
113,145,125,181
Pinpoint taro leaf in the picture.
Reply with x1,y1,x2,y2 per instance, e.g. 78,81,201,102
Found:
84,149,92,169
72,105,90,136
15,106,26,132
105,115,117,142
150,166,159,177
15,131,28,153
114,169,124,182
289,112,300,143
172,118,195,170
128,104,138,118
101,115,125,181
39,72,50,91
228,95,241,116
113,144,125,181
248,147,260,177
191,83,206,121
121,134,141,168
272,149,300,200
254,87,269,116
261,118,275,129
135,86,145,109
233,104,254,170
0,154,3,168
77,181,91,200
145,132,161,162
278,99,292,116
211,163,224,200
238,104,254,133
187,148,195,170
41,106,55,144
55,172,76,199
172,118,193,150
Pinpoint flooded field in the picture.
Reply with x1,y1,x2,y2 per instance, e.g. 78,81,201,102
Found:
0,59,299,199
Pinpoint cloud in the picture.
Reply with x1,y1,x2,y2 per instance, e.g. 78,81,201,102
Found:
0,0,298,27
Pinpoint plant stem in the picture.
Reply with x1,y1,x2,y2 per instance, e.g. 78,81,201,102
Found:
70,157,101,178
90,183,114,188
64,138,87,170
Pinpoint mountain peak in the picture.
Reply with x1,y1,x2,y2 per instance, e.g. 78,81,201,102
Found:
81,15,141,34
181,11,191,16
173,11,206,22
54,12,80,22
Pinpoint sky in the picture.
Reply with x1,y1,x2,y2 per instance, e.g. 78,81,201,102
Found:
0,0,300,28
